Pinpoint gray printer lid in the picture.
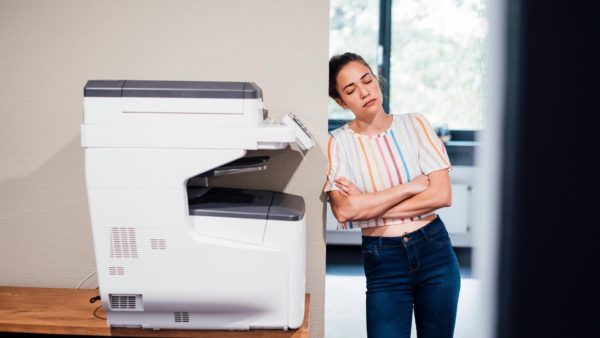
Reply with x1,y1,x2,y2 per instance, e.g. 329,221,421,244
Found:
84,80,262,99
269,192,306,221
188,187,305,221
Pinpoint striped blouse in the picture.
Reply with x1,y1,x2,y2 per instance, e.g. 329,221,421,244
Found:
323,112,452,230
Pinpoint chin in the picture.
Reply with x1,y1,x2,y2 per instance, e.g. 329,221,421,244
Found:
362,106,380,115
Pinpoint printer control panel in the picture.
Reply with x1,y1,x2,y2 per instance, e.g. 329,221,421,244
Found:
282,113,315,150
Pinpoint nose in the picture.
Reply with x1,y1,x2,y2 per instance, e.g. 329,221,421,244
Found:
358,84,370,99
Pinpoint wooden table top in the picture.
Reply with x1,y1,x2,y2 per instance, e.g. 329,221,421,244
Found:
0,287,309,337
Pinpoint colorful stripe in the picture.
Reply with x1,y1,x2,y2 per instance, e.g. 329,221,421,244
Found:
351,134,375,228
366,138,388,226
357,136,380,227
414,114,450,167
375,137,395,187
357,136,378,192
377,136,400,224
383,135,403,184
389,129,412,181
323,136,334,192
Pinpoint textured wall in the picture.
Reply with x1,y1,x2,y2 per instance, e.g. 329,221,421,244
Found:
0,1,329,337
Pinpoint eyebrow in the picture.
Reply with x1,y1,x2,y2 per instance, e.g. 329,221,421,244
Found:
342,73,371,91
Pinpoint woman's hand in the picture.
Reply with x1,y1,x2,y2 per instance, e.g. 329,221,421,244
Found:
408,174,430,195
334,177,363,196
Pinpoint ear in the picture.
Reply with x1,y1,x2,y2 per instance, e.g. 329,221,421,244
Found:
335,98,348,110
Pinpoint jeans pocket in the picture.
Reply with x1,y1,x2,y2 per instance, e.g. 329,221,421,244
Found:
429,230,451,248
362,247,379,271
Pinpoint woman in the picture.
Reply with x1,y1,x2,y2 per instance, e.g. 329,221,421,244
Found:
324,52,461,338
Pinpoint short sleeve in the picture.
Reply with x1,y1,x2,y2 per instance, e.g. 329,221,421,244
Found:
411,113,452,175
322,134,351,193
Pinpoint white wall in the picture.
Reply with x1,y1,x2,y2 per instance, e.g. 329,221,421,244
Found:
0,1,330,337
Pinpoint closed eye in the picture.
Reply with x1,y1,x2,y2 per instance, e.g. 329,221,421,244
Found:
346,80,373,95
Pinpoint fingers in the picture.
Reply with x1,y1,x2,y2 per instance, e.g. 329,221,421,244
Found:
335,177,364,195
335,185,349,195
335,177,357,187
336,182,351,194
335,178,352,189
335,178,353,195
335,178,347,187
412,174,429,183
336,183,362,195
335,177,348,184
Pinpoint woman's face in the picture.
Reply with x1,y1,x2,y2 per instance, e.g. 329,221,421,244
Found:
334,61,384,118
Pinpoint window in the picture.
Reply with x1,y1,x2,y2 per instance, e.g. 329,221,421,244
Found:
329,0,380,120
330,0,487,130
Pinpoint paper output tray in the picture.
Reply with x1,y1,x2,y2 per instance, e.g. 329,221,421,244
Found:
188,187,305,221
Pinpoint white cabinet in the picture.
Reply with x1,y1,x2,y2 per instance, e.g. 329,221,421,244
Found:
437,183,469,234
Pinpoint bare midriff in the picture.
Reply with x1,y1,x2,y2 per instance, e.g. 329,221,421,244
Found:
360,213,438,237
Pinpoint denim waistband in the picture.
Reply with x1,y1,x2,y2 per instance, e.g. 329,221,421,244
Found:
361,215,446,247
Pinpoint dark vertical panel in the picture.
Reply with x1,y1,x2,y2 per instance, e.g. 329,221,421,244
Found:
378,0,392,113
498,1,599,338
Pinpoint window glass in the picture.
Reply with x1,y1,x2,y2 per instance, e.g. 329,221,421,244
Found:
329,0,380,120
390,0,487,129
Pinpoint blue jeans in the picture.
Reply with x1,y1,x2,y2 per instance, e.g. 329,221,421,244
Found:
361,215,461,338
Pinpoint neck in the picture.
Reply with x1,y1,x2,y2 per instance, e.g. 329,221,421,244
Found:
351,110,391,135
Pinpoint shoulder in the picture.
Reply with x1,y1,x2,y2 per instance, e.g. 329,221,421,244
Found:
394,112,431,129
391,112,417,127
392,112,417,121
410,112,430,124
327,124,351,144
395,112,423,120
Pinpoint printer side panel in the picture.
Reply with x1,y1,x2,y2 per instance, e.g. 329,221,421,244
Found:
263,217,307,329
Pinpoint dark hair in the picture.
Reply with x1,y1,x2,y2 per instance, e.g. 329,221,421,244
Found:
329,52,382,100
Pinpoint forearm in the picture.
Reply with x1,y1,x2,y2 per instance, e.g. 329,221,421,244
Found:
380,187,449,219
339,184,415,222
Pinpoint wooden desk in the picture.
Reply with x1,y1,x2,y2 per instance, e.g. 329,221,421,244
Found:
0,287,309,337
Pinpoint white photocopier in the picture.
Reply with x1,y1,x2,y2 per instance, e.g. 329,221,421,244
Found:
81,80,314,330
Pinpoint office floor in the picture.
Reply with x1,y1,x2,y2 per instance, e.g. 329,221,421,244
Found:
325,246,478,338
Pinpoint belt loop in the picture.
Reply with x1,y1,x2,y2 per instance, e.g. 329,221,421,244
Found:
378,236,383,250
419,227,429,241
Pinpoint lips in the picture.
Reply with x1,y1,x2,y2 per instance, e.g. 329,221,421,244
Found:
363,98,376,107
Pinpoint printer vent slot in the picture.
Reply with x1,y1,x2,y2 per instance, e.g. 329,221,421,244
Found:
109,266,125,275
109,294,143,311
150,238,167,250
110,227,138,258
174,311,190,323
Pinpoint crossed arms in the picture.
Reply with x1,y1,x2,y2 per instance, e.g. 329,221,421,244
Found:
327,169,452,223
